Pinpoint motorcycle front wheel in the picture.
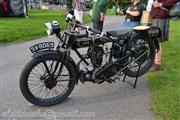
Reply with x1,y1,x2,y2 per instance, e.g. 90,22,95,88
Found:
20,54,77,106
124,35,155,77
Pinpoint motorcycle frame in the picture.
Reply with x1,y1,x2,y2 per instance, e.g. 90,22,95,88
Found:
53,31,134,79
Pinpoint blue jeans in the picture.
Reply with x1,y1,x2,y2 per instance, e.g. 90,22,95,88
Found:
123,21,140,29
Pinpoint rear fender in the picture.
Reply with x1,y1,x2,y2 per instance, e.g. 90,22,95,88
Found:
133,33,160,52
133,26,160,52
152,38,160,52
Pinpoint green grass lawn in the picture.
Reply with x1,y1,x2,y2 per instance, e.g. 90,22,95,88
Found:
106,8,124,16
148,20,180,120
0,9,91,44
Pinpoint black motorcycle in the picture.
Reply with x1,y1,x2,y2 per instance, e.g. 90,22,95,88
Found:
20,15,160,106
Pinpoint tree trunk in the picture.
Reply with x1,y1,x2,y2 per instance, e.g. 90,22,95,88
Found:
22,0,28,17
66,0,72,11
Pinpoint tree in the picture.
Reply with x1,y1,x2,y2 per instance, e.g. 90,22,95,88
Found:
66,0,73,10
108,0,131,8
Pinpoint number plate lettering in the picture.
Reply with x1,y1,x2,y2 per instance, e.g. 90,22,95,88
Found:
30,42,54,53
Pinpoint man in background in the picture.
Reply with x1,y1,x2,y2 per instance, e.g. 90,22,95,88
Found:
91,0,107,31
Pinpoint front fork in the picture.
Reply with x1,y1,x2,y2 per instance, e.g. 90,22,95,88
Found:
42,51,67,81
54,52,67,80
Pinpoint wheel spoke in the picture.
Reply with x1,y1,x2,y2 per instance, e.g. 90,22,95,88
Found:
34,85,45,98
29,81,43,90
51,88,58,97
57,83,66,90
28,79,42,83
45,88,50,99
29,72,41,79
56,79,73,82
33,67,43,76
56,83,65,91
36,64,45,74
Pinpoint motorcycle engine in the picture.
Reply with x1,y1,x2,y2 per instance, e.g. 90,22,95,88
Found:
113,43,121,59
95,63,120,80
87,46,104,68
113,43,124,59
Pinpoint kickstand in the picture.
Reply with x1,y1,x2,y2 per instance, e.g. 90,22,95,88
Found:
133,64,141,88
122,74,126,82
122,64,141,89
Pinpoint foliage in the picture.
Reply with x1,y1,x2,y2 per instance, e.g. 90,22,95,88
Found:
108,0,148,9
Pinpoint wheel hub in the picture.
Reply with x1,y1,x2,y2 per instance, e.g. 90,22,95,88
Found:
44,76,57,89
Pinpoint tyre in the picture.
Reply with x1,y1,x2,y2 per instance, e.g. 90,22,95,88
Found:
20,54,77,106
124,35,155,77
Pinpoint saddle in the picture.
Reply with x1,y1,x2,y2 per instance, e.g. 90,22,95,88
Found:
107,30,132,38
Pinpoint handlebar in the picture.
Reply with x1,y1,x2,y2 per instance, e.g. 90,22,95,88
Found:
67,21,103,39
88,28,102,34
74,33,88,38
75,23,102,35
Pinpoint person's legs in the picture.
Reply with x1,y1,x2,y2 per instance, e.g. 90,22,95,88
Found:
152,19,169,70
154,45,161,70
152,19,161,69
74,9,84,32
93,21,98,30
99,21,104,32
93,20,103,31
74,9,84,23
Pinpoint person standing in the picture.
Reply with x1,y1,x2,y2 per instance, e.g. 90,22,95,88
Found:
123,0,145,28
74,0,86,23
150,0,179,70
91,0,107,31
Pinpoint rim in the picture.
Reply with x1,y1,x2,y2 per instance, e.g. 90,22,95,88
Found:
127,38,152,72
27,59,71,102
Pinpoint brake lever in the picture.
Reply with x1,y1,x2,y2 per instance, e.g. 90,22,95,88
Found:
100,32,104,37
86,26,91,35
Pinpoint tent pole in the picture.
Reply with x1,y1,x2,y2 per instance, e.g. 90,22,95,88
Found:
22,0,28,17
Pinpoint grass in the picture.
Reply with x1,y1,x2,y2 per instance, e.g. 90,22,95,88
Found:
148,20,180,120
106,8,124,16
0,9,91,44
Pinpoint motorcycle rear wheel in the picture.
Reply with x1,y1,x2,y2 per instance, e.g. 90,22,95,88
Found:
124,35,155,77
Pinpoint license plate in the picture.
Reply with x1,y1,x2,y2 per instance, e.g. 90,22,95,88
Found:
30,42,54,53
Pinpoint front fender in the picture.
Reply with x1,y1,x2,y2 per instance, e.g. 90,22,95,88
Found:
32,50,59,58
32,50,79,84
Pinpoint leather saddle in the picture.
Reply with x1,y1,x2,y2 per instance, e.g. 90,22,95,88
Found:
106,30,132,38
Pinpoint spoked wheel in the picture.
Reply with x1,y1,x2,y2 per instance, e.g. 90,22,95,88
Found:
20,54,77,106
124,35,155,77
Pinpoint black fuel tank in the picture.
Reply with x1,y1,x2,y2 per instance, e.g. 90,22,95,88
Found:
72,37,106,48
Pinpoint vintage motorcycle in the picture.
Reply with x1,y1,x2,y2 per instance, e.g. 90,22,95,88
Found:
19,13,161,106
